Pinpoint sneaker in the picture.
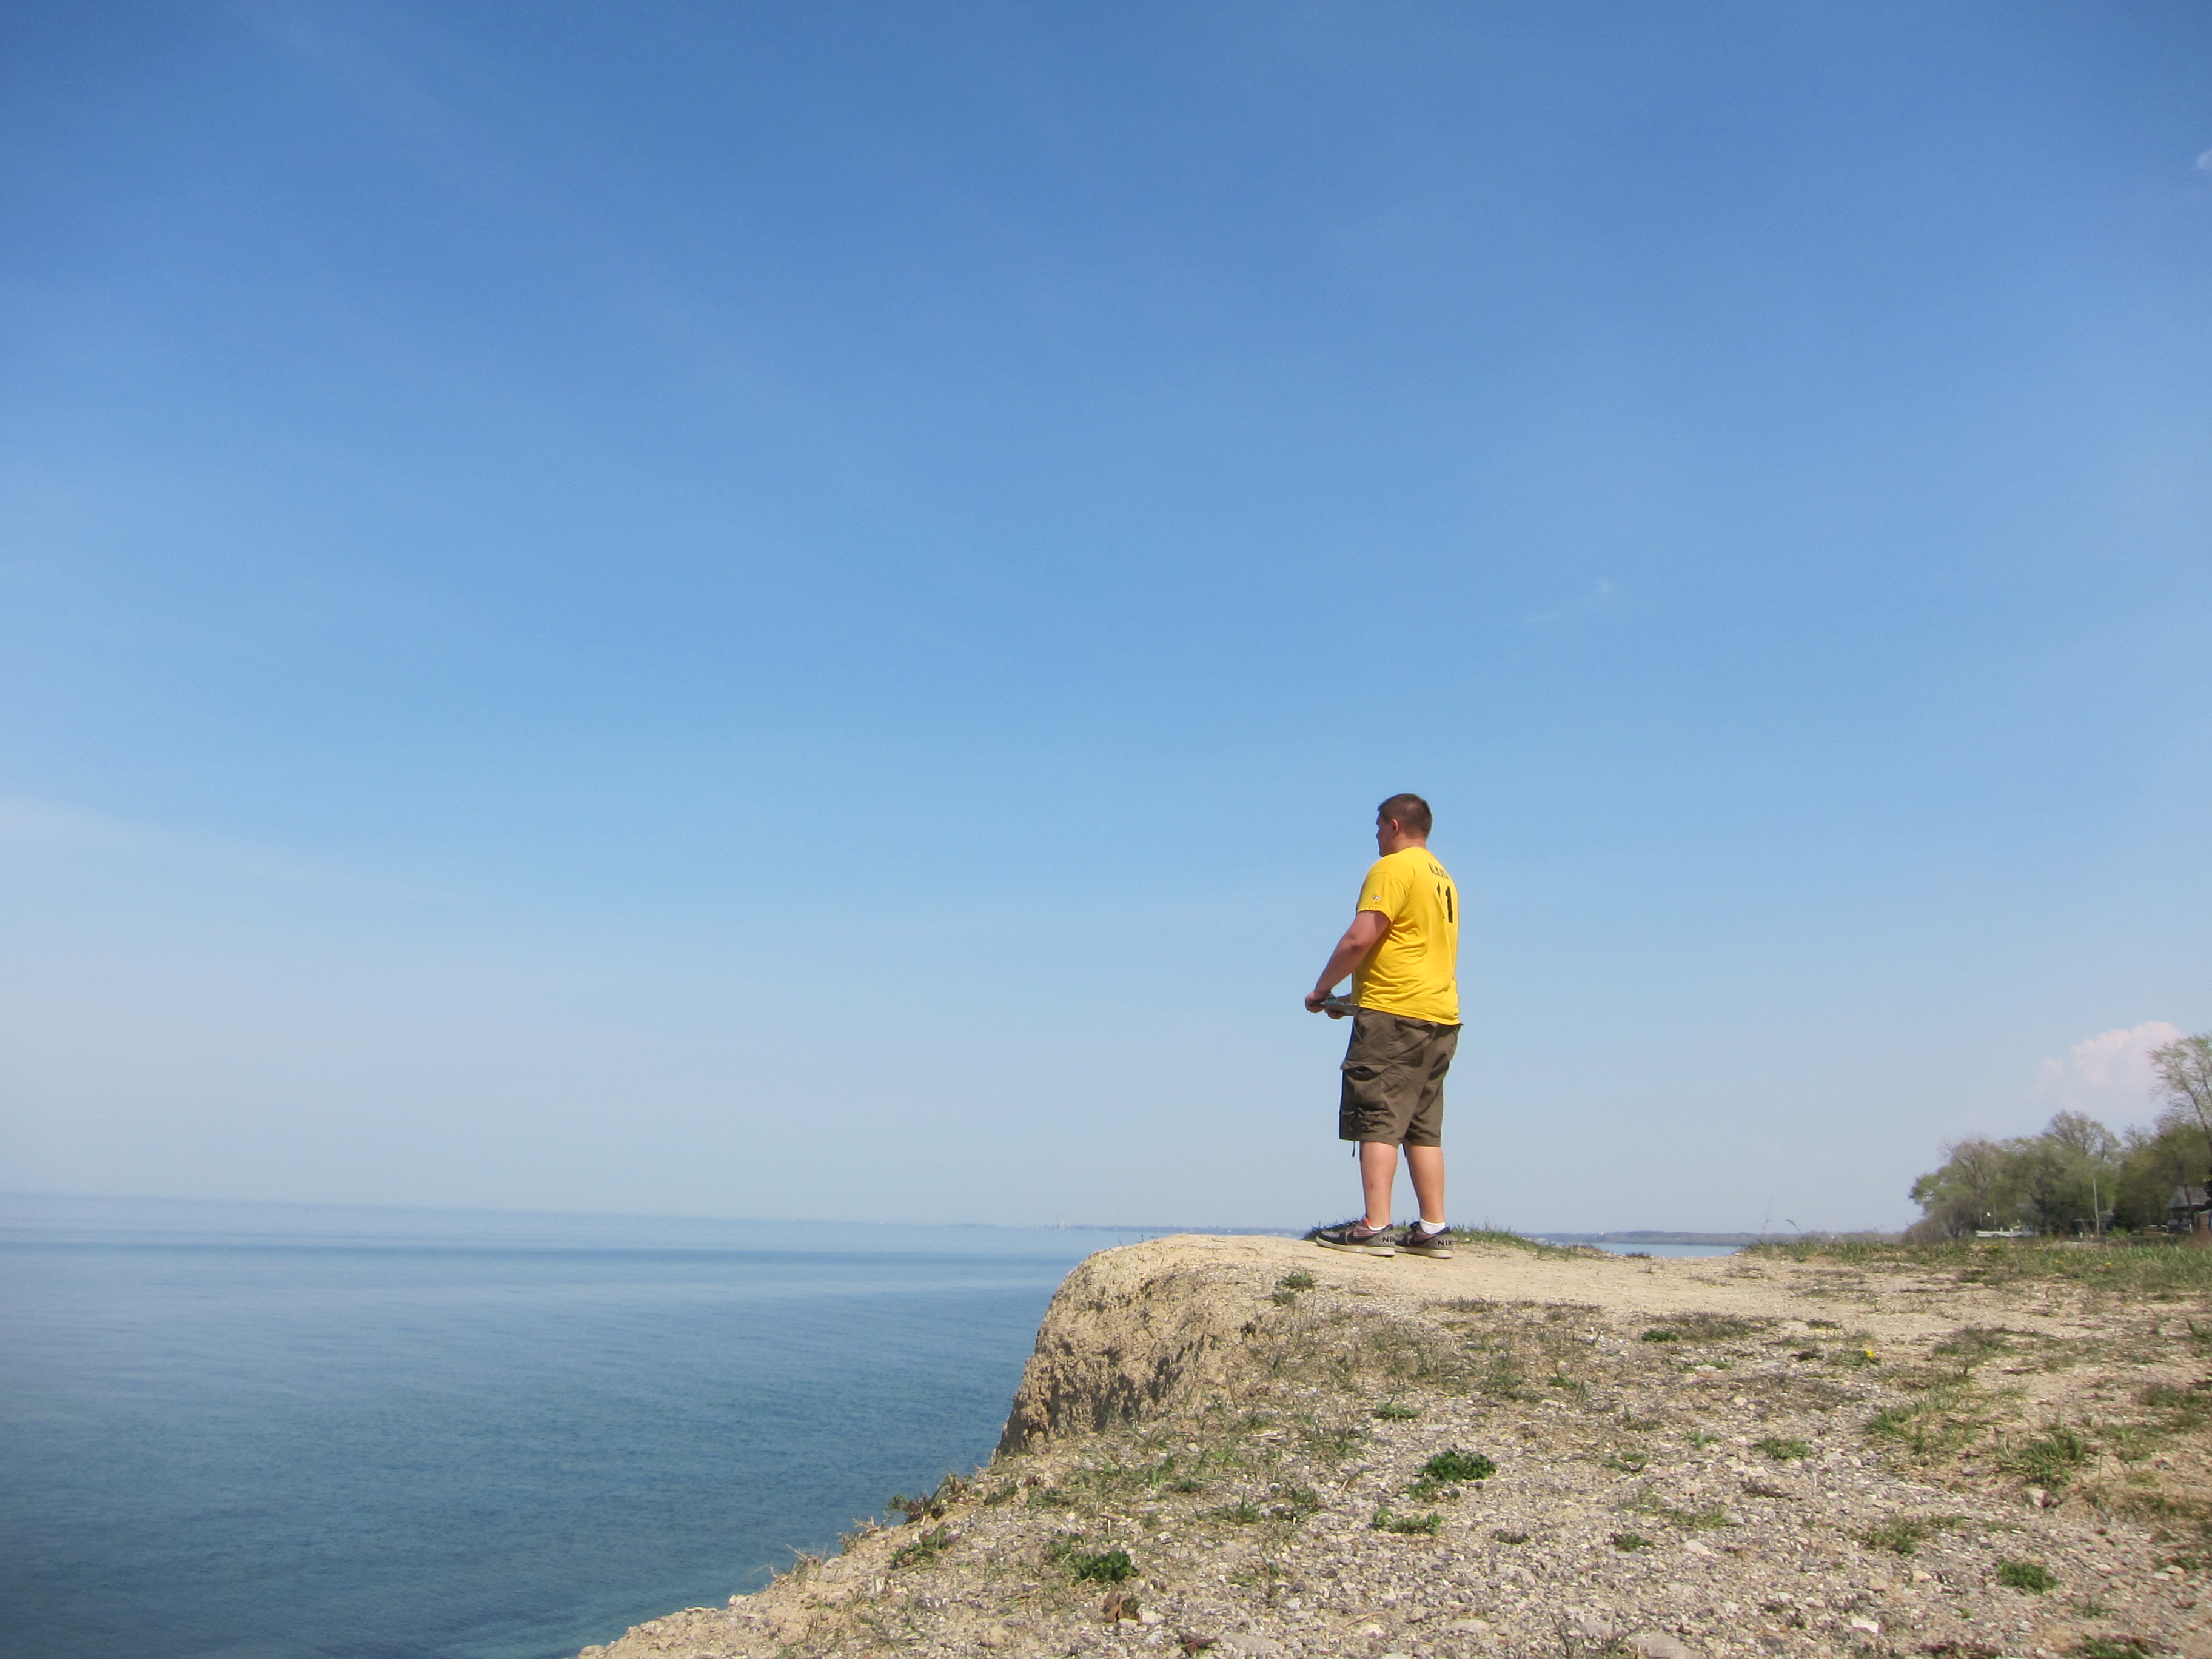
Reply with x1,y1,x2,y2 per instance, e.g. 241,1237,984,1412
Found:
1305,1219,1396,1256
1396,1223,1453,1259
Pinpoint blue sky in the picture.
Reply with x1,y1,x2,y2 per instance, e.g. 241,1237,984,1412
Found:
4,1,2208,1231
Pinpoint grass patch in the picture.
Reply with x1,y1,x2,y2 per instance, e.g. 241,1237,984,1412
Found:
1931,1327,2015,1370
886,1471,970,1523
1621,1483,1734,1530
890,1524,952,1569
2139,1380,2212,1434
1998,1425,2093,1490
1374,1401,1420,1421
1611,1530,1651,1550
1641,1329,1681,1343
1270,1271,1316,1305
1747,1236,2212,1299
1493,1527,1530,1543
1603,1447,1649,1473
1673,1313,1761,1341
1422,1449,1496,1482
1045,1537,1138,1584
1997,1559,2057,1593
1293,1416,1370,1466
2074,1639,2153,1659
1755,1437,1812,1461
1863,1514,1971,1555
1478,1349,1532,1400
1453,1227,1584,1256
1267,1484,1322,1521
1370,1507,1441,1535
1866,1381,1986,1460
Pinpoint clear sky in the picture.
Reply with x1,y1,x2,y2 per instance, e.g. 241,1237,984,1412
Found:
3,2,2207,1233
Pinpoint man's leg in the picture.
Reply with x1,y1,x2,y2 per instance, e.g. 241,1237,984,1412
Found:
1358,1141,1399,1230
1405,1145,1446,1228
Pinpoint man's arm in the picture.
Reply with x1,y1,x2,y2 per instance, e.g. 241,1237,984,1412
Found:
1305,910,1389,1016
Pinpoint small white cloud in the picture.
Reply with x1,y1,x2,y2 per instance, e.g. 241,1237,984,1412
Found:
2032,1021,2184,1115
2197,150,2212,174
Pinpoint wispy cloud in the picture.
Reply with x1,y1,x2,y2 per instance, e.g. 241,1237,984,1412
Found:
2031,1021,2184,1117
0,796,158,854
0,796,442,900
1519,578,1616,627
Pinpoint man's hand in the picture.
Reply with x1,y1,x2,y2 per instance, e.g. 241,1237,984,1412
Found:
1307,910,1389,1016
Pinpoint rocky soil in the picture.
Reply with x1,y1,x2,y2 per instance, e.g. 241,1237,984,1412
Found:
579,1234,2212,1659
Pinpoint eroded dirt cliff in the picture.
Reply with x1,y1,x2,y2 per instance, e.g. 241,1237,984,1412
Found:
580,1233,2212,1659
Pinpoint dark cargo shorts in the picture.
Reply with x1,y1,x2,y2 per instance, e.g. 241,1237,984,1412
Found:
1338,1010,1460,1148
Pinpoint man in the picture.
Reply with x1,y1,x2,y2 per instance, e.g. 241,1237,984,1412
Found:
1302,793,1460,1258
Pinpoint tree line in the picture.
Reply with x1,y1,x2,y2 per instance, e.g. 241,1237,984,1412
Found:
1906,1033,2212,1242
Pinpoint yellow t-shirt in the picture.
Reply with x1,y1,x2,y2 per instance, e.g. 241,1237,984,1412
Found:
1350,848,1460,1025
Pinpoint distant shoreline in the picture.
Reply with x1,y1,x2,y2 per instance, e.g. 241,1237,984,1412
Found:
1529,1230,1786,1246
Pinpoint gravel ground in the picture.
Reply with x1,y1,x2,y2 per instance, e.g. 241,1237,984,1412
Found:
579,1235,2212,1659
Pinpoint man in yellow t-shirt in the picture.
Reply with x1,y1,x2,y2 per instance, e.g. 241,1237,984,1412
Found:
1302,793,1461,1259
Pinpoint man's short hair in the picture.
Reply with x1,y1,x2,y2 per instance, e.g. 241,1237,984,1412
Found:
1377,793,1432,836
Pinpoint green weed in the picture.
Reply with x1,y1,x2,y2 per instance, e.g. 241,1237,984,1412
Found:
1612,1531,1651,1550
1931,1327,2014,1370
1997,1559,2056,1594
1999,1426,2093,1490
1422,1450,1496,1482
1866,1382,1985,1460
1755,1437,1812,1462
1748,1236,2212,1301
1045,1537,1138,1584
890,1524,952,1569
1373,1401,1420,1421
1862,1515,1971,1555
1370,1507,1441,1535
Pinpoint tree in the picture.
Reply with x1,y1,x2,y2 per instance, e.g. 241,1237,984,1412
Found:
2113,1121,2202,1230
2151,1034,2212,1175
1910,1136,2022,1238
2042,1111,2122,1236
1908,1114,2132,1238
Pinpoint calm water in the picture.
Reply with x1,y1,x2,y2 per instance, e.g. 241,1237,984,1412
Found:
0,1195,1134,1659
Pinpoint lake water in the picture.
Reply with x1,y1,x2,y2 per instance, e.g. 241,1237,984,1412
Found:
0,1194,1138,1659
